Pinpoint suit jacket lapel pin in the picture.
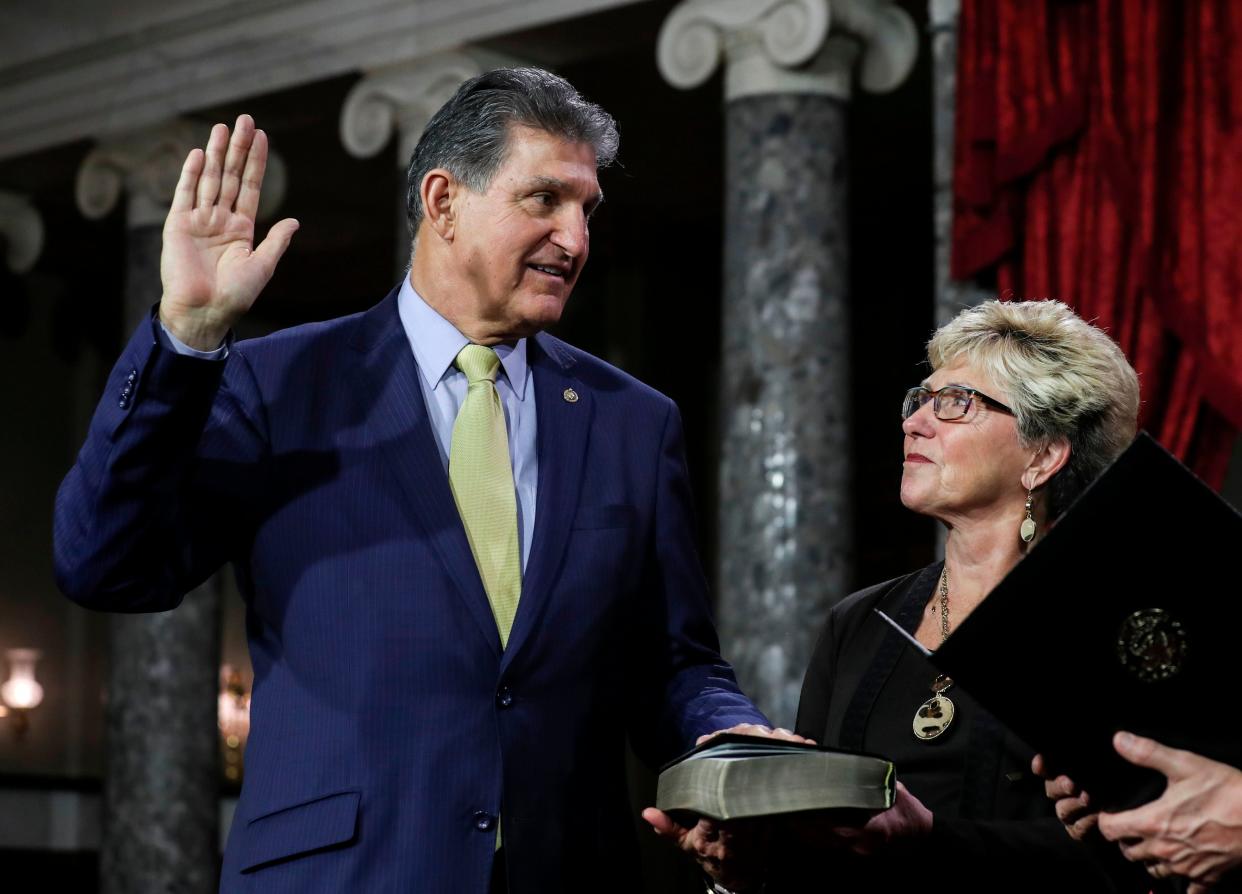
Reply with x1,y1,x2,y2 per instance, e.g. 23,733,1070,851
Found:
562,388,579,403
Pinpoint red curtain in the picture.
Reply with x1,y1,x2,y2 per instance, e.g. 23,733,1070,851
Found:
952,0,1242,488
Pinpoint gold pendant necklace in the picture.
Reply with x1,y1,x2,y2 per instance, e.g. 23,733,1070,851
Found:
913,567,956,741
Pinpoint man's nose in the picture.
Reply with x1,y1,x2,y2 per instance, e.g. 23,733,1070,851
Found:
552,206,588,258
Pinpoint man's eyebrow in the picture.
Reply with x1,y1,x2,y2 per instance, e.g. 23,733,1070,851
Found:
528,175,569,191
527,175,605,206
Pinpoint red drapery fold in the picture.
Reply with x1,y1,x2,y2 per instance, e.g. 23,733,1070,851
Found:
952,0,1242,488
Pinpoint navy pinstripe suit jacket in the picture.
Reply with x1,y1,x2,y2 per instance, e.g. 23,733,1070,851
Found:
55,288,766,893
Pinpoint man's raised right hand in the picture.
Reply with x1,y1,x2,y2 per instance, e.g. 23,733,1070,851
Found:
159,114,299,350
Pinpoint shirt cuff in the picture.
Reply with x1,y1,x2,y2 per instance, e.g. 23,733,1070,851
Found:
157,319,230,360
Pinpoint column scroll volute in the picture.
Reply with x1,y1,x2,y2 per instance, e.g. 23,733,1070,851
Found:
657,0,916,100
340,50,523,166
76,120,287,227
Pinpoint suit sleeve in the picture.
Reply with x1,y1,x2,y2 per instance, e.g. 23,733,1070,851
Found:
53,314,268,612
627,401,769,763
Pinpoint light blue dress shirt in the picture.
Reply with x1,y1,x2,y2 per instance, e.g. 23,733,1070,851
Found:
159,278,539,573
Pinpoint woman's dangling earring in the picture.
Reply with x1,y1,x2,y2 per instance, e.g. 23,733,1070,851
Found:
1020,489,1037,543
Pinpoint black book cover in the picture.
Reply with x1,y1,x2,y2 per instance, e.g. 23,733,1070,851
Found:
655,734,895,821
910,432,1242,810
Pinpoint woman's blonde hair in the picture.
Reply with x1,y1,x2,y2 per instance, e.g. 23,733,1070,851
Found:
927,299,1140,517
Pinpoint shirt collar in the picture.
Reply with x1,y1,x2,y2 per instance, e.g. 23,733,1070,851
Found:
396,276,529,400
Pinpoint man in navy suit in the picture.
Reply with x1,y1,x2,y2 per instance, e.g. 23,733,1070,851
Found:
55,68,770,892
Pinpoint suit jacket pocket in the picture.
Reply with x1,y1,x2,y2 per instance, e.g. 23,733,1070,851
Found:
572,504,636,530
239,789,361,872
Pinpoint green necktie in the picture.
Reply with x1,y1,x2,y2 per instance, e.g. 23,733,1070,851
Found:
449,344,522,649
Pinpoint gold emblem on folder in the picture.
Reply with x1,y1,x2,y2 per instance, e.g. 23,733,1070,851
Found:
1116,608,1187,683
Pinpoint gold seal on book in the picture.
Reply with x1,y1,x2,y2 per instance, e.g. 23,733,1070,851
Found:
1116,608,1188,683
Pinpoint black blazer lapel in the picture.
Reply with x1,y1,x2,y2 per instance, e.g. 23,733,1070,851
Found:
839,563,942,751
502,333,592,667
348,291,501,655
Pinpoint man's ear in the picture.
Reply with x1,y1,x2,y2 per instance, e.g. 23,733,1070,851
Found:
421,169,457,241
1022,436,1071,491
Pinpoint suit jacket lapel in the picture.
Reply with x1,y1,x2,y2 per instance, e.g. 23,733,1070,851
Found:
349,291,501,655
503,333,591,667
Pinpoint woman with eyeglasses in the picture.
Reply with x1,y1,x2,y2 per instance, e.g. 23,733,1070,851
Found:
650,300,1143,892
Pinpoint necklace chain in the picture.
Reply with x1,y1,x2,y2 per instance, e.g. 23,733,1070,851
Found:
938,566,951,642
915,567,957,741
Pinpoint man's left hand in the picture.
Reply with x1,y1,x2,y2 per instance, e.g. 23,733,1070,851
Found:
695,723,814,747
642,809,769,892
1099,731,1242,893
642,724,810,889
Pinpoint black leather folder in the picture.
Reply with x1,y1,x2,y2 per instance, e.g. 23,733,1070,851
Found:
892,432,1242,810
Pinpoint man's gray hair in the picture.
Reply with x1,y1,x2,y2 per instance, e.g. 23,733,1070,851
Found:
405,67,619,237
927,299,1140,519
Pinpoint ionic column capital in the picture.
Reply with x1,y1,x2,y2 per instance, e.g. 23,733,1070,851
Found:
0,191,44,273
657,0,918,101
76,120,286,228
339,49,521,166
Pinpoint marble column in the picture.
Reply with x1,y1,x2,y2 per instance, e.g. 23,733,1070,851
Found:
929,0,989,327
658,0,917,724
75,120,285,893
339,49,518,275
0,191,44,274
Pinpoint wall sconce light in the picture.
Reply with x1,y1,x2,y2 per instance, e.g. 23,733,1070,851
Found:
218,664,251,782
1,649,44,740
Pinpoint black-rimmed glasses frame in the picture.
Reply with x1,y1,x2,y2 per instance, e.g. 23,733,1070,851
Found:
902,385,1014,421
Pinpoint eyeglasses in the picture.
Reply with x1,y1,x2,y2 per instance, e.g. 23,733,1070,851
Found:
902,385,1014,421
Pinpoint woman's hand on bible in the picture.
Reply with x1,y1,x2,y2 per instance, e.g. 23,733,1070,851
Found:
788,781,933,855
